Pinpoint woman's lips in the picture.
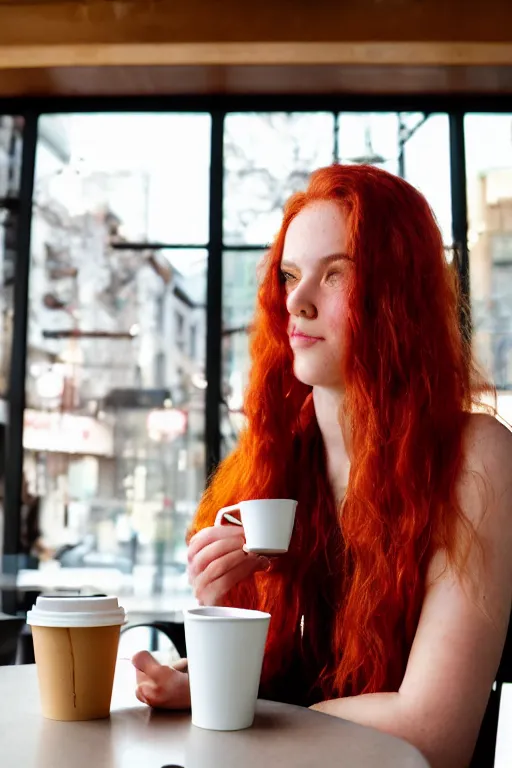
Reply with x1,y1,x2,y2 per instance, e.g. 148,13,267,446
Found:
290,330,324,348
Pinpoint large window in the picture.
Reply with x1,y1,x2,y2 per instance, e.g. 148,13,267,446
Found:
224,112,336,246
1,102,510,629
337,111,452,248
465,114,512,422
21,114,209,607
0,115,22,400
0,114,23,585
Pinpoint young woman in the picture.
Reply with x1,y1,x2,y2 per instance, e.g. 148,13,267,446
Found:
133,164,512,768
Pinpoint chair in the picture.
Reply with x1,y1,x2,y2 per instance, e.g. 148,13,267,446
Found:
120,620,187,659
0,588,41,664
0,613,25,666
470,611,512,767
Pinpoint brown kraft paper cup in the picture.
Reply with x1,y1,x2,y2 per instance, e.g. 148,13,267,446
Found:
31,624,121,721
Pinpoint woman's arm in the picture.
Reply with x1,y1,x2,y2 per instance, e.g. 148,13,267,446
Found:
311,414,512,768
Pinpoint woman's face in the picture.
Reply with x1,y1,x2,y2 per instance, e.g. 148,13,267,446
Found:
281,200,352,389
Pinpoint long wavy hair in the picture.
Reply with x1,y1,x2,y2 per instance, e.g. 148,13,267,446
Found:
188,164,490,700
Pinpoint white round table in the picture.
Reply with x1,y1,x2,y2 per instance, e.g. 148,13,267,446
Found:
0,664,430,768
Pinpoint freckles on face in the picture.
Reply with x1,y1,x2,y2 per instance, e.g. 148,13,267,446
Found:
325,294,347,337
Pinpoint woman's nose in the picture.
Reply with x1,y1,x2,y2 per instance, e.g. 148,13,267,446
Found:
286,284,318,320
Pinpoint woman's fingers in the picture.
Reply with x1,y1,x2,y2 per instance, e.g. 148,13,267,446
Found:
188,524,246,562
135,678,173,708
194,551,270,606
132,651,188,678
132,651,191,709
171,658,189,673
132,650,163,682
135,682,155,705
188,533,246,582
187,523,271,606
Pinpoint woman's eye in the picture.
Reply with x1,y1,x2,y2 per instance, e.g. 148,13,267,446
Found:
280,271,297,284
325,271,342,284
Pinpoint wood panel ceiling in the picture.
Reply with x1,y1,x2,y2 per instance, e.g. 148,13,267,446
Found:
1,0,512,97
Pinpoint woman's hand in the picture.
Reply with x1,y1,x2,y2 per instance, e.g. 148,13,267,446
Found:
132,651,191,710
187,523,271,606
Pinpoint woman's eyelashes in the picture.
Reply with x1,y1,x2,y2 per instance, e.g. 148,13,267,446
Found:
279,267,344,289
325,270,343,285
280,270,298,290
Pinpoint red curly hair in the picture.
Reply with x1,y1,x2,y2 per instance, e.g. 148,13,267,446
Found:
188,164,489,701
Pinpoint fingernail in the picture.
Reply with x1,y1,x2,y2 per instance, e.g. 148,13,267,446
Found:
256,556,271,572
137,685,149,704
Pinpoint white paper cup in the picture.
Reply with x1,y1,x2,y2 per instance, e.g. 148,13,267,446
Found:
185,606,270,731
27,596,125,721
215,498,297,554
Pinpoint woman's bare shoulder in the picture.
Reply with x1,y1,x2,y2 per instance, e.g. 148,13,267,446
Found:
457,412,512,598
462,412,512,496
464,409,512,443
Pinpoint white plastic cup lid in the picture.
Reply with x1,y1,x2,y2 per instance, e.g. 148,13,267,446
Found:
27,595,125,628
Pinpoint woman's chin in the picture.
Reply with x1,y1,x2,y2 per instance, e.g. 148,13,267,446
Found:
293,362,332,388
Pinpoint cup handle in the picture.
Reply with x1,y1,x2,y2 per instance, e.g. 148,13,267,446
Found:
215,505,243,527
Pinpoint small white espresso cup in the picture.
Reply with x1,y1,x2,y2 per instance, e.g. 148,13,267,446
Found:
215,498,297,554
185,606,271,731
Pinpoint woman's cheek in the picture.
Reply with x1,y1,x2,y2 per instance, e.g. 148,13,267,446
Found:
326,298,348,341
